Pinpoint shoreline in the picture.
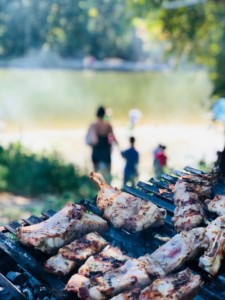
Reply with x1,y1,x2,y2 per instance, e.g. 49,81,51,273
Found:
0,122,223,182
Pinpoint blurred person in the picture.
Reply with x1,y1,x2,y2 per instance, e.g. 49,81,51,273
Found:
153,144,167,179
153,144,162,176
217,147,225,177
128,109,142,131
121,136,139,187
86,106,117,183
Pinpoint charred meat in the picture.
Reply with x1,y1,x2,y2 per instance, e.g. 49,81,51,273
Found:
138,268,201,300
172,180,206,232
139,227,208,277
90,172,165,233
110,269,201,300
44,232,108,275
17,203,108,253
78,245,129,278
65,259,150,300
205,195,225,216
199,216,225,276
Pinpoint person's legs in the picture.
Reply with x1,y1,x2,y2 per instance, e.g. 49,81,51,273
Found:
93,161,98,172
98,161,111,183
130,173,136,187
154,160,162,179
123,171,129,187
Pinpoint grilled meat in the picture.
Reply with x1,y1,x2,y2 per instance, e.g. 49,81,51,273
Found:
109,288,141,300
138,268,201,300
65,274,90,297
65,259,150,300
205,195,225,216
172,180,207,232
78,245,129,278
110,269,201,300
44,232,108,275
199,216,225,276
139,227,208,277
181,168,219,185
44,253,76,277
17,203,108,253
90,172,165,233
172,168,220,232
58,232,107,261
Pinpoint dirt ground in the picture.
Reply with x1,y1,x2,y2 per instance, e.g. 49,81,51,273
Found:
0,193,45,226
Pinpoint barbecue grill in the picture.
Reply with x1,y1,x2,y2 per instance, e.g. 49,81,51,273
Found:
0,166,225,300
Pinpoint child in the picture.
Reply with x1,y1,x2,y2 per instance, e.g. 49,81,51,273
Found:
121,137,139,187
153,144,167,179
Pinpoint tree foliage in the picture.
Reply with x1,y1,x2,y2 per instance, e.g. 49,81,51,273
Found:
0,0,225,95
156,2,225,95
0,0,136,60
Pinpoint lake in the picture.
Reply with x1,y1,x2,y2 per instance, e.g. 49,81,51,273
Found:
0,69,213,129
0,68,222,182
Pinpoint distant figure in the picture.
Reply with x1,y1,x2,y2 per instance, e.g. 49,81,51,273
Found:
121,136,139,187
215,151,222,167
86,106,117,183
217,147,225,177
153,144,167,179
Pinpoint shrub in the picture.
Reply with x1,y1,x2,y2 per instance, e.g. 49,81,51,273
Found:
0,143,96,199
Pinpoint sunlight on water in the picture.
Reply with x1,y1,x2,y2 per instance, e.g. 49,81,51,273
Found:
0,68,220,181
0,69,212,129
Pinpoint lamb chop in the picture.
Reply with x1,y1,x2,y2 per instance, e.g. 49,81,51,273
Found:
65,259,150,300
109,288,141,300
17,203,108,253
139,227,208,277
110,268,201,300
44,232,108,276
205,195,225,216
90,172,166,233
171,167,221,232
199,215,225,276
138,268,201,300
78,245,129,278
172,180,207,232
181,167,219,185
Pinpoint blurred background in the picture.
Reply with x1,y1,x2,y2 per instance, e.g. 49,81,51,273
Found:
0,0,225,224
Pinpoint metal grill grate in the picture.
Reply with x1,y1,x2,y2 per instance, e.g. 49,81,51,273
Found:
0,166,225,299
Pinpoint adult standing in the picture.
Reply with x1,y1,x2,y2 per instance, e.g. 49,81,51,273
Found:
218,147,225,176
88,106,117,182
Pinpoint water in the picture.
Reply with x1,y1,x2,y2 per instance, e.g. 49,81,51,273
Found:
0,68,221,181
0,69,212,129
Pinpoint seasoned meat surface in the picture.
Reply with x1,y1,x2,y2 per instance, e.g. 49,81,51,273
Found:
139,227,208,276
17,203,108,253
110,269,201,300
65,259,150,299
90,172,165,232
172,180,206,232
205,195,225,216
172,169,220,232
44,232,108,275
138,268,201,300
199,215,225,276
78,245,129,278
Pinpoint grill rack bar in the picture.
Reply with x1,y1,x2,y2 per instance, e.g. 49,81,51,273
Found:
0,233,68,300
0,211,73,300
0,273,27,300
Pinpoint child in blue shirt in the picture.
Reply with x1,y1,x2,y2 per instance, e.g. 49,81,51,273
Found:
121,137,139,187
